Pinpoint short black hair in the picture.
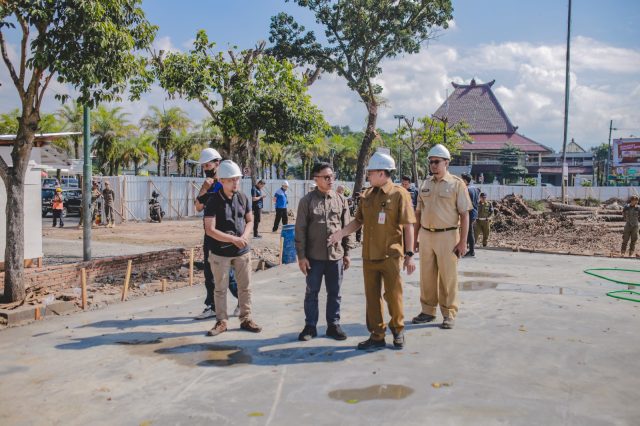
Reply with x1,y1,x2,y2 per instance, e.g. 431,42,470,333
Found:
480,192,486,197
257,179,265,185
312,162,332,176
401,175,411,182
461,173,472,183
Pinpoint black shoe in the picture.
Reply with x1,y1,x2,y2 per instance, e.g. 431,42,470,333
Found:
392,330,405,349
326,324,347,341
298,325,317,341
357,337,386,350
253,235,262,239
464,252,475,258
412,313,436,324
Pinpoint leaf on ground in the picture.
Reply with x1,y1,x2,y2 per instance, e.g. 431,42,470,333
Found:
247,412,264,417
345,399,359,404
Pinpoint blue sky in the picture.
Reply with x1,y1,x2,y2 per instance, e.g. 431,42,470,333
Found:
1,0,639,151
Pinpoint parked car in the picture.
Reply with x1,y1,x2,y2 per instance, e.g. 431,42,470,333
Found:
41,178,59,188
61,177,79,188
42,188,82,217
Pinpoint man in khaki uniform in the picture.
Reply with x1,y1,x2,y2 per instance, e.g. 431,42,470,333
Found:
329,148,416,350
621,195,640,257
412,144,472,329
475,192,494,247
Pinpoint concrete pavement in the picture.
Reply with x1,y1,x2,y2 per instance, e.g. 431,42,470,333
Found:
0,248,638,425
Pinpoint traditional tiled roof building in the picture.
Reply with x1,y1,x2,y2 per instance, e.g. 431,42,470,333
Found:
432,79,593,184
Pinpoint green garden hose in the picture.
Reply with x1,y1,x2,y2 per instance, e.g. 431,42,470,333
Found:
584,268,640,302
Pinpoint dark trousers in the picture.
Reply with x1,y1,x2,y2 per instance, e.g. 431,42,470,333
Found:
52,209,64,227
273,208,288,231
304,258,343,327
467,219,476,254
203,239,238,308
253,208,261,236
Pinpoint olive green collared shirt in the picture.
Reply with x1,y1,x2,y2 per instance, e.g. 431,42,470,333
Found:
295,189,353,261
355,180,416,261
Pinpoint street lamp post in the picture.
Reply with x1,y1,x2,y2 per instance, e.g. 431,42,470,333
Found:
606,119,618,186
393,114,405,178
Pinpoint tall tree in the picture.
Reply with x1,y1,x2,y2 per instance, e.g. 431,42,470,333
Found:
500,143,528,184
139,106,191,176
269,0,453,195
120,133,157,176
91,106,134,175
591,143,609,186
0,0,155,302
56,101,83,159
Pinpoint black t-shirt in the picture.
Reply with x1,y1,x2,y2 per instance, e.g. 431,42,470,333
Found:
204,190,251,257
251,186,263,210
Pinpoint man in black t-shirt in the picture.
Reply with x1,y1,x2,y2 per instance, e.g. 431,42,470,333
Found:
204,160,262,336
251,180,266,238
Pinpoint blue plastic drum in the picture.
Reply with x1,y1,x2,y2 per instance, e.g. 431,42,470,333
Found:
280,224,297,264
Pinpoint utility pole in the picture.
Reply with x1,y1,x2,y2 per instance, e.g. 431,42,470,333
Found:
560,0,572,204
82,106,92,261
393,114,405,177
606,119,617,185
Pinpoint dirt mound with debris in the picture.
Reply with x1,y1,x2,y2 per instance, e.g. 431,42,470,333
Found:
492,194,535,218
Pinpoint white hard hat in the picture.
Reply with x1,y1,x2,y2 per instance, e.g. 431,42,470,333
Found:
217,160,242,179
198,148,222,164
366,148,396,171
282,181,289,187
427,144,451,160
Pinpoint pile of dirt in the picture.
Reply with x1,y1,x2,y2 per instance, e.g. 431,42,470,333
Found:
492,194,535,218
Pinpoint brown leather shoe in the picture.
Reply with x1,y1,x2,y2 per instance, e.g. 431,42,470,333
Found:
207,320,227,336
240,319,262,333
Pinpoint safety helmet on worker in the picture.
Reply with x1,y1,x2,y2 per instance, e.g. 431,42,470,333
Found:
198,147,222,164
217,160,242,179
366,148,396,171
55,187,62,193
427,144,451,160
282,181,289,187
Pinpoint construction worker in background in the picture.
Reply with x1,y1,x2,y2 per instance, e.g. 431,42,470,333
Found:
194,148,239,320
251,179,267,239
475,192,494,247
102,181,116,228
328,148,416,350
335,184,345,196
204,160,262,336
461,173,480,258
621,195,640,257
272,181,289,232
52,187,64,228
91,181,102,225
412,144,472,330
296,162,353,342
401,175,418,209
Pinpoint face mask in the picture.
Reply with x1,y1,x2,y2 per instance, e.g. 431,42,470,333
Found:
204,169,216,178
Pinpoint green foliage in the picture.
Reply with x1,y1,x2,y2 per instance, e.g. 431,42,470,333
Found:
140,106,191,176
524,177,537,186
0,109,19,133
525,200,546,212
56,101,83,158
91,106,135,175
500,143,528,183
580,180,593,187
120,133,157,175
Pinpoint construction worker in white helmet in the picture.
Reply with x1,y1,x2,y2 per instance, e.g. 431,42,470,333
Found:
194,147,239,321
204,160,262,336
328,148,416,350
412,144,472,330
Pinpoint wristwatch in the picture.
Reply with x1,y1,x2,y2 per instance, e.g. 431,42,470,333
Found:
404,251,414,258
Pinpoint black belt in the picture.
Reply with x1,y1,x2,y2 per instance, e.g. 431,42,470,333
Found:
422,226,458,232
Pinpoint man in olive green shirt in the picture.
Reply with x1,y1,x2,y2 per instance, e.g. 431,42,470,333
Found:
296,163,353,341
621,195,640,256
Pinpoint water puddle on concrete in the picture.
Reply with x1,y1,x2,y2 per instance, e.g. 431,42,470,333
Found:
118,337,252,367
459,281,498,291
328,384,414,404
460,271,513,279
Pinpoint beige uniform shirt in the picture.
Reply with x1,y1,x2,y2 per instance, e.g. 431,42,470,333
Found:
355,180,416,260
417,172,473,229
295,189,353,261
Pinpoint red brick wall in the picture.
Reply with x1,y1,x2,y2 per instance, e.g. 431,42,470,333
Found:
0,247,200,292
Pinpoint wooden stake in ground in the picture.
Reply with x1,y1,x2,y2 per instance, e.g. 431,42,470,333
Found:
279,237,284,265
81,268,88,310
189,248,194,286
121,260,133,301
162,279,167,293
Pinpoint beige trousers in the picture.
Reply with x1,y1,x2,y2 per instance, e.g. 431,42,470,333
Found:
210,252,252,322
418,228,460,319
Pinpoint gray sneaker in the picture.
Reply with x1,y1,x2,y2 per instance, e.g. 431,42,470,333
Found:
195,306,216,320
441,317,455,329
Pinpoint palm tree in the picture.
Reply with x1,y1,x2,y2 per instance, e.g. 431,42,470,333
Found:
121,134,157,175
57,101,83,159
91,106,133,175
140,106,191,176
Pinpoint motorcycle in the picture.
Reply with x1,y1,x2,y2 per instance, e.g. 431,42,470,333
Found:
149,190,165,222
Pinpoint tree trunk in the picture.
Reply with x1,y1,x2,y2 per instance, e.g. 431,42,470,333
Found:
134,161,139,176
353,101,378,196
1,114,37,302
411,147,418,184
249,130,259,186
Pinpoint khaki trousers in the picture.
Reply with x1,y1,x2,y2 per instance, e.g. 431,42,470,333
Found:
621,224,639,254
418,228,459,319
363,257,404,340
475,220,490,247
210,252,252,322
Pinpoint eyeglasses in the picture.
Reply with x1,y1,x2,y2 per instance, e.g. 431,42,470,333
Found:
314,174,336,181
429,159,443,165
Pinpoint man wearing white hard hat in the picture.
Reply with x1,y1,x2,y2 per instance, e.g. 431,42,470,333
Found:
204,160,262,336
412,144,472,329
329,148,416,350
272,180,289,232
194,147,239,320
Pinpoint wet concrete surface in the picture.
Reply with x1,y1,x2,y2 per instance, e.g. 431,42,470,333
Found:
0,248,638,425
